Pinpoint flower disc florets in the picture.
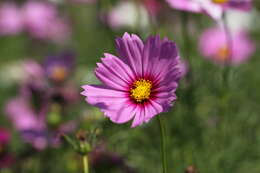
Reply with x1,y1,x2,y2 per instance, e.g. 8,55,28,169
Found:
212,0,228,4
130,79,152,103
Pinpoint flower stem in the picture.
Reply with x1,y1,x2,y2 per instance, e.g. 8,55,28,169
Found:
82,155,89,173
222,12,232,86
157,115,168,173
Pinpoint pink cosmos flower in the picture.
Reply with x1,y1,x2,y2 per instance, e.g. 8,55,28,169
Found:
0,3,23,35
81,33,181,127
22,1,70,42
199,27,255,65
22,1,57,38
166,0,252,20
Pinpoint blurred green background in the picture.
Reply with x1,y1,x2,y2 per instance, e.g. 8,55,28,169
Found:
1,0,260,173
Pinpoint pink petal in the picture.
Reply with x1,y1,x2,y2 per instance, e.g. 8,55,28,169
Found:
81,85,137,124
95,53,135,91
166,0,201,13
143,36,180,82
131,106,145,127
106,103,137,124
202,1,223,20
116,32,144,77
131,100,164,127
142,35,162,77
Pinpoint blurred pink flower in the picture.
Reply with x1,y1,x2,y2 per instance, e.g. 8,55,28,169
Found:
47,19,71,43
5,97,46,131
166,0,252,20
0,3,24,35
199,27,255,65
22,1,70,42
81,33,181,127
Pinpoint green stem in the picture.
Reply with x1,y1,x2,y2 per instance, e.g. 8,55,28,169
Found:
157,116,168,173
222,12,232,87
82,155,89,173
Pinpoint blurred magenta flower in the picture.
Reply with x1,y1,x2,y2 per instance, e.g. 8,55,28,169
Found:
0,128,10,146
143,0,162,16
199,27,255,65
0,3,23,35
22,1,70,42
0,128,14,169
81,33,181,127
166,0,252,20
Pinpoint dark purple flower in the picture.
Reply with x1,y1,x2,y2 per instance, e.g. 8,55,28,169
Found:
90,144,136,173
44,51,75,83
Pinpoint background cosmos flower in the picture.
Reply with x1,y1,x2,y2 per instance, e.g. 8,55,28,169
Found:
199,27,255,65
166,0,252,20
5,54,78,150
0,3,23,35
81,33,181,127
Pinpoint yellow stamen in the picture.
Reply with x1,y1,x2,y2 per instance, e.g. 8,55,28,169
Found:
212,0,228,4
130,79,152,103
51,66,67,82
216,46,230,62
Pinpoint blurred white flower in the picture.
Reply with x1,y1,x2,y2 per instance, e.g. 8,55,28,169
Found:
226,9,255,32
106,1,149,30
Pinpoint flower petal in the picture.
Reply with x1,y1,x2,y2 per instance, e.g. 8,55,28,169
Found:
153,91,177,112
95,53,135,91
81,85,136,123
131,105,145,127
105,103,137,124
144,100,164,121
143,36,180,82
81,85,128,107
116,32,144,77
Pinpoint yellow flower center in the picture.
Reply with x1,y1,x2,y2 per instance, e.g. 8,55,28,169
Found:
216,46,230,62
51,66,67,82
212,0,228,4
130,79,152,103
